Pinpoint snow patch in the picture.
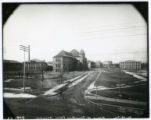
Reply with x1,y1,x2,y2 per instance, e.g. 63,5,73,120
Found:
65,72,87,83
4,92,36,98
44,72,89,96
122,70,147,81
68,73,89,88
44,83,67,95
4,79,14,83
4,87,32,91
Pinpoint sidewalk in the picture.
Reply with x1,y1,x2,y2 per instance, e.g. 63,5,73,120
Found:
44,72,89,96
122,70,147,81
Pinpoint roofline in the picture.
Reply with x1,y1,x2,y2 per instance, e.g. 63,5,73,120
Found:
53,55,74,58
120,60,141,63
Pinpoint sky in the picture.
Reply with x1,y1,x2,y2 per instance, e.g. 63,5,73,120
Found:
3,4,147,63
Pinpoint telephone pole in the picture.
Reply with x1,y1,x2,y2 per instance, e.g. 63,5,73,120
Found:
20,45,30,92
28,45,30,61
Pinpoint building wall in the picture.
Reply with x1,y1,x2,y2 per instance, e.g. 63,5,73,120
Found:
3,61,23,79
53,57,76,73
103,61,112,68
62,57,74,72
25,62,47,73
3,62,22,72
53,57,62,73
88,61,95,69
120,61,141,70
53,50,88,73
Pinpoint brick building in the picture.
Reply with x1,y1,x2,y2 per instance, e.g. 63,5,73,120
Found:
53,49,87,73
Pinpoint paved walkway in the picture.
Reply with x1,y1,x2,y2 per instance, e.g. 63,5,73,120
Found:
44,72,89,96
122,70,147,81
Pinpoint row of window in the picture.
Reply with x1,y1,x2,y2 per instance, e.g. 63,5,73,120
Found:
55,64,61,68
26,66,42,70
120,63,141,65
55,69,62,72
120,65,141,67
121,66,141,68
55,58,61,62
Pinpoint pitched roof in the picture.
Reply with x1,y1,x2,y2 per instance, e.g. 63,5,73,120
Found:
29,59,45,62
54,50,73,58
3,59,21,63
25,59,45,63
70,49,79,57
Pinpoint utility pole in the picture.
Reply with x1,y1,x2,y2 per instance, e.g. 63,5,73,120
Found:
119,70,122,97
118,70,122,97
28,45,30,61
59,69,63,84
41,66,44,89
20,45,30,93
95,84,97,99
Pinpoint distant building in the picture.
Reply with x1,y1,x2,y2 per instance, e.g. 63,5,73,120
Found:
25,59,47,73
95,61,103,68
141,62,148,70
88,61,95,69
112,63,120,68
103,61,112,68
120,60,141,70
3,60,23,79
3,60,22,72
70,49,88,70
3,59,48,79
53,49,87,73
46,61,53,71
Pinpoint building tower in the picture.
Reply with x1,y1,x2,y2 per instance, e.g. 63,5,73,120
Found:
79,50,85,63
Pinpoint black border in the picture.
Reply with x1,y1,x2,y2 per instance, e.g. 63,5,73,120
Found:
2,2,149,119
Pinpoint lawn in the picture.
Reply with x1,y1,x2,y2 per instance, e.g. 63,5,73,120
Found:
4,96,86,119
95,68,147,88
92,68,148,102
3,71,85,96
89,99,147,118
92,84,148,102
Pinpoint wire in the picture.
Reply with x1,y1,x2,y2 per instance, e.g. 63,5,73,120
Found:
84,26,146,33
81,33,147,40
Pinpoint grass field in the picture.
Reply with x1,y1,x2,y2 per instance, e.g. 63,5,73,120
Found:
92,68,148,102
88,99,146,118
4,69,149,118
3,71,85,96
92,84,148,102
95,69,142,88
4,95,88,119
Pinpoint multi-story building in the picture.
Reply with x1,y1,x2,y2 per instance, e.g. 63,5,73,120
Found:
120,60,141,70
53,49,87,73
25,59,47,73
